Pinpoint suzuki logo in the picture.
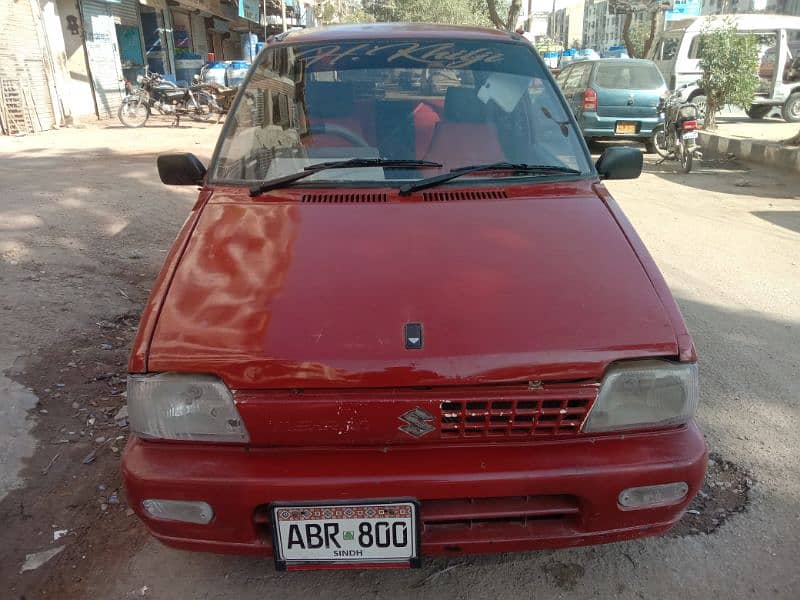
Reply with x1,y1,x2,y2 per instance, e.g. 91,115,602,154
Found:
398,407,435,438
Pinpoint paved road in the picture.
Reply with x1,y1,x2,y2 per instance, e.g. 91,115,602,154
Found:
1,125,798,599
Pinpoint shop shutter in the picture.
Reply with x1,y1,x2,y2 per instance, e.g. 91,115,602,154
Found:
191,13,208,58
0,0,58,133
81,0,129,118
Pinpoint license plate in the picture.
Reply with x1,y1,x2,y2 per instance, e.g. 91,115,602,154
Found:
272,501,419,570
683,131,698,140
615,122,637,134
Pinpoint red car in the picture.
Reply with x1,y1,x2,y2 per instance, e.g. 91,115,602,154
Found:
123,23,706,570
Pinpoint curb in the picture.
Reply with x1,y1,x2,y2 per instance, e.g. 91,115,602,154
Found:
699,130,800,173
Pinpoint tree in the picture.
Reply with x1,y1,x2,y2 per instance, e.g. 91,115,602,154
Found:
626,22,650,58
698,20,759,130
485,0,522,31
609,1,667,58
363,0,493,28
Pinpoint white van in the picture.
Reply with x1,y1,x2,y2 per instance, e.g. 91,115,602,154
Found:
647,14,800,122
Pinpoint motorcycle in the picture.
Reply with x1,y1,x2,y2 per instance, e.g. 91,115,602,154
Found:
118,68,221,128
652,84,702,173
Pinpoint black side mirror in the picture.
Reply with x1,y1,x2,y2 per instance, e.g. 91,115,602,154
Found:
157,153,207,185
595,147,642,180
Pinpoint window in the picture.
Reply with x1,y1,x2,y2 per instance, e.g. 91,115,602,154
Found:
595,63,665,90
657,36,680,61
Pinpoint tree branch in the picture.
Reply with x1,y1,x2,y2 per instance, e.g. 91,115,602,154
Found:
485,0,506,30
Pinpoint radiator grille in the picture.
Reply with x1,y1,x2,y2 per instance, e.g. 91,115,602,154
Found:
439,391,595,439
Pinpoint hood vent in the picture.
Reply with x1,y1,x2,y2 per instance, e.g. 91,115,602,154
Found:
422,189,508,202
301,193,387,203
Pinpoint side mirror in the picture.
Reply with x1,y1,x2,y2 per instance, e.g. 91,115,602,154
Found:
157,153,207,185
595,147,642,180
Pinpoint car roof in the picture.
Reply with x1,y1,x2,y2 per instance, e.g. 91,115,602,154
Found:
275,22,523,44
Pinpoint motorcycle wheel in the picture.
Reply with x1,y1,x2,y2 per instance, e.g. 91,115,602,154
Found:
678,141,693,173
652,125,670,159
118,97,150,128
189,92,218,122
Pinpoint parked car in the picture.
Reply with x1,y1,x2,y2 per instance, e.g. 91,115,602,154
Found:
556,58,667,152
648,14,800,122
124,23,706,570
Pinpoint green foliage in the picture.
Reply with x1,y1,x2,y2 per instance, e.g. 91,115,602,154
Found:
698,19,759,129
627,22,650,58
363,0,494,28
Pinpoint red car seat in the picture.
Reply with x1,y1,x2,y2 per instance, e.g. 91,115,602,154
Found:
423,87,505,169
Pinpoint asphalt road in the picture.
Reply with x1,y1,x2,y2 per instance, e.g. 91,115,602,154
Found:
1,124,798,599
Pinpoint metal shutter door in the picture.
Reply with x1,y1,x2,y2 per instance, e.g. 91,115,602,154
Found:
81,0,127,118
191,13,208,58
0,0,57,133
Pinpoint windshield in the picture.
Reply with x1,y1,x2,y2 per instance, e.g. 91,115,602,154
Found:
210,39,590,186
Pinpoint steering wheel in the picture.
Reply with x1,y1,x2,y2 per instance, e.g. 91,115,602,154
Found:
308,123,370,147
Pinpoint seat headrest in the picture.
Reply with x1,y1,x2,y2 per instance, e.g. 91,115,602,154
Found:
444,87,488,122
305,82,355,118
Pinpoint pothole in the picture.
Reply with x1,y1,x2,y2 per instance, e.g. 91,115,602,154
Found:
671,452,751,537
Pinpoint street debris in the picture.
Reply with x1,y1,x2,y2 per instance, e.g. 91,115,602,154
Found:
20,546,64,573
82,449,97,465
114,405,129,427
108,491,120,505
412,561,465,588
671,452,751,537
100,343,113,350
53,529,70,542
41,452,62,475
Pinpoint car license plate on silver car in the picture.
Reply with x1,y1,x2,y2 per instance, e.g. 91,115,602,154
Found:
272,501,419,570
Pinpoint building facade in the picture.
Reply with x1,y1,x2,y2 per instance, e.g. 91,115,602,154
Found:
1,0,311,135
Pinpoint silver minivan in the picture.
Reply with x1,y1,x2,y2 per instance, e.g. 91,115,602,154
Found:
648,14,800,122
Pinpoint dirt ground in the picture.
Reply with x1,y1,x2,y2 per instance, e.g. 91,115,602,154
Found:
0,122,798,599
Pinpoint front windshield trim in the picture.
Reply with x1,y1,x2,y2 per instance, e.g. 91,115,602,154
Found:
209,171,590,192
207,36,596,186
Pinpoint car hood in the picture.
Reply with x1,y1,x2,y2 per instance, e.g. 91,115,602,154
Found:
148,185,678,389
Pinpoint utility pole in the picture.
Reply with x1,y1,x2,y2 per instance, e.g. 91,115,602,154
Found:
281,0,287,32
262,0,268,39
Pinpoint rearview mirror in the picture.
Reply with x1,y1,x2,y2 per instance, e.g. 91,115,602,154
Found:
595,147,642,180
157,153,207,186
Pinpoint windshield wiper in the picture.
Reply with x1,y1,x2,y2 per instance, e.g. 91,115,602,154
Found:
249,158,442,196
398,162,582,196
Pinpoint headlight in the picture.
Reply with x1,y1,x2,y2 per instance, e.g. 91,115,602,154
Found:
128,373,249,442
583,360,698,433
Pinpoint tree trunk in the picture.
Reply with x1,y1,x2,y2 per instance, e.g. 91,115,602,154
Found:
506,0,523,31
486,0,506,29
622,12,635,57
704,95,717,130
642,9,662,58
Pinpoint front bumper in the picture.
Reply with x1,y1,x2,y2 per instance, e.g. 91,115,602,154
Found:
122,423,707,558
